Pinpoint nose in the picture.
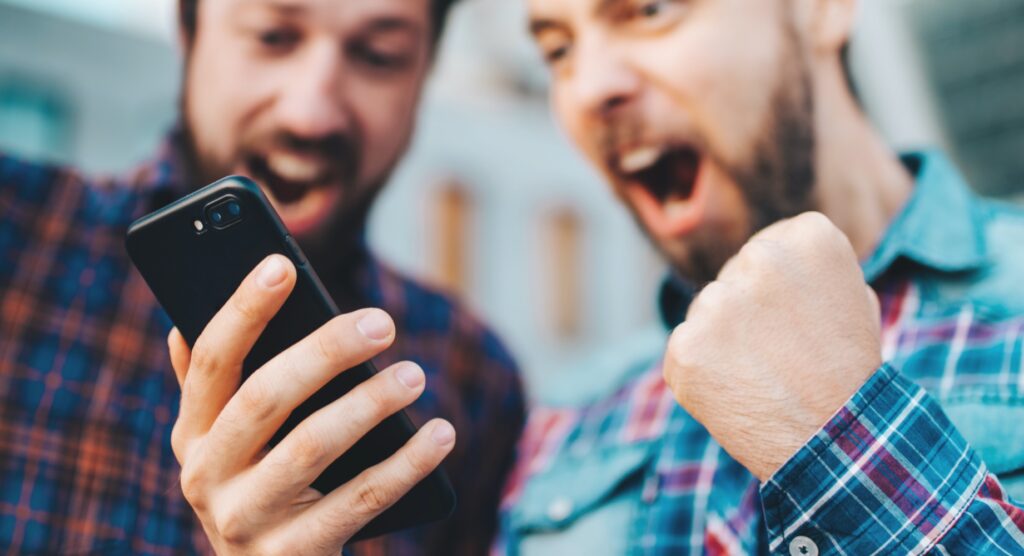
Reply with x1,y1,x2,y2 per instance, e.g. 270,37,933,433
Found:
571,38,641,120
275,41,352,140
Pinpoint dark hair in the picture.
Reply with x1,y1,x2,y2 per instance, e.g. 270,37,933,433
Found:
179,0,460,44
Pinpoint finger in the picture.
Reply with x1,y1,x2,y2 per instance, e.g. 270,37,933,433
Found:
282,419,455,550
204,308,397,467
168,328,191,387
178,255,296,439
243,360,425,508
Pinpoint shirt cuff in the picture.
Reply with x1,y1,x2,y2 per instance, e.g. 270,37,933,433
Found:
759,364,987,555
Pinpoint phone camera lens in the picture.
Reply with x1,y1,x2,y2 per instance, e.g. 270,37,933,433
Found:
227,201,241,217
211,210,224,224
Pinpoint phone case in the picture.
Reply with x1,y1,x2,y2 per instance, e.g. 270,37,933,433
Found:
125,176,455,540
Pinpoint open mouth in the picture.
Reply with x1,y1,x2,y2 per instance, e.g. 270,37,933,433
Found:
614,144,701,203
247,152,337,204
610,143,707,238
243,152,345,235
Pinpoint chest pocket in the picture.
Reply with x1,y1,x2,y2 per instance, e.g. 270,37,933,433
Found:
507,442,656,556
941,393,1024,502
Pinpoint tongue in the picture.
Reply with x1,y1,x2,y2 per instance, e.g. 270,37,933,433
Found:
626,158,706,238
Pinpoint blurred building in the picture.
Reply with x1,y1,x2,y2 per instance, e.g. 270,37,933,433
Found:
1,0,1022,400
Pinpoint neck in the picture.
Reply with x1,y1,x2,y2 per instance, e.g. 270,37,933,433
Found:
812,72,914,260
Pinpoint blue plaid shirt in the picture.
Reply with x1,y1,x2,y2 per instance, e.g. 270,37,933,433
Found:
497,151,1024,555
0,133,525,555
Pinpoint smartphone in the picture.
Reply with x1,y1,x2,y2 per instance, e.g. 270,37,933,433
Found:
125,176,456,540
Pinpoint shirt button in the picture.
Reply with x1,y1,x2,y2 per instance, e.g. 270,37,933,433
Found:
547,497,574,523
789,536,819,556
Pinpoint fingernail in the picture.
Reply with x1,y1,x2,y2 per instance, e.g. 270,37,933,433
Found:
356,310,392,341
258,256,287,288
396,363,424,390
431,421,455,446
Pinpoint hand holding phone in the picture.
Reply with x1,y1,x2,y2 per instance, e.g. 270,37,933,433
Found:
126,177,456,552
167,255,456,555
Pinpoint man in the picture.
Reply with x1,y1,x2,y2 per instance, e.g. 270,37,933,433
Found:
500,0,1024,553
0,0,524,554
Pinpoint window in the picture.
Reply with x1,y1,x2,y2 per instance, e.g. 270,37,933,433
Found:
542,206,583,340
431,182,473,295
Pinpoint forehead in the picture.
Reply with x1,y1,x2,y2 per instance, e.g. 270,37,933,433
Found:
212,0,432,27
527,0,600,25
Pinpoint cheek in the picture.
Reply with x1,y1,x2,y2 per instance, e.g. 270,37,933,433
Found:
347,78,424,180
640,9,789,168
186,35,275,166
553,88,604,170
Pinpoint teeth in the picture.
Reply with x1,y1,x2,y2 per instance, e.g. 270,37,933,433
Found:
266,152,324,183
618,146,663,174
664,198,690,219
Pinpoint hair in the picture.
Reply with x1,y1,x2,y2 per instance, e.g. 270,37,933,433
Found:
178,0,461,44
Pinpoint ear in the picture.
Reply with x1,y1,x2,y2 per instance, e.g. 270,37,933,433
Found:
811,0,859,54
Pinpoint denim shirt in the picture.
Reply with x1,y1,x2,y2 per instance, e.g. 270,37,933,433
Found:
497,151,1024,555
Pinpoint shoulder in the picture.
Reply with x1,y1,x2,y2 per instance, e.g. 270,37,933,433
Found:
0,152,144,228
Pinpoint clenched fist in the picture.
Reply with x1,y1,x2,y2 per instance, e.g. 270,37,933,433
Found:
664,212,883,481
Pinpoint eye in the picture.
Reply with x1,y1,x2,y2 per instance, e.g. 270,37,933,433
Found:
639,1,664,18
257,27,300,52
349,43,412,72
544,44,571,65
620,0,687,30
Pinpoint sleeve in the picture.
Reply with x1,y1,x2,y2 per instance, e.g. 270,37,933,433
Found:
759,364,1024,555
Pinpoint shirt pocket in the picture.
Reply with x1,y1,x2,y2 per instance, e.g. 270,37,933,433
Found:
941,391,1024,501
507,441,656,556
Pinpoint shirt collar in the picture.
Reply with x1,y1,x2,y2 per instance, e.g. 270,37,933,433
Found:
658,150,988,329
860,150,989,282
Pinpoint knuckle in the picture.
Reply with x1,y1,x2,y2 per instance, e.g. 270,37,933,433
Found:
362,377,401,417
400,443,434,478
314,320,346,363
214,507,253,546
170,422,189,462
231,291,264,323
353,480,393,516
235,378,278,424
288,424,330,472
188,338,219,373
179,465,207,511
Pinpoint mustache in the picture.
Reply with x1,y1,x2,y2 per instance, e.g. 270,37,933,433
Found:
594,116,645,164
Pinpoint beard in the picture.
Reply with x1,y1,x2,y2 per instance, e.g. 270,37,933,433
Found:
655,42,817,287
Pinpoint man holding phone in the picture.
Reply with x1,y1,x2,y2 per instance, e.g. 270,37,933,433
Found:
498,0,1024,553
0,0,523,554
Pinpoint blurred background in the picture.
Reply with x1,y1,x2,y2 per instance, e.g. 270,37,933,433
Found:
1,0,1022,400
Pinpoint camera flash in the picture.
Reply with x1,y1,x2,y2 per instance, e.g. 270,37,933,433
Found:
193,220,205,232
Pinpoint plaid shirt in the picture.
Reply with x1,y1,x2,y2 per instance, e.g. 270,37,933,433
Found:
0,133,525,555
497,151,1024,555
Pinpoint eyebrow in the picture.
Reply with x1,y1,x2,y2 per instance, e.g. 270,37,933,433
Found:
529,0,625,37
528,18,564,37
364,16,423,36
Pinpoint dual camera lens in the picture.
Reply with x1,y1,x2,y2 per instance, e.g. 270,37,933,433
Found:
201,197,243,232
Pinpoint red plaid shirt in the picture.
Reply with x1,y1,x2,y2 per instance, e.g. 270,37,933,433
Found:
0,134,525,555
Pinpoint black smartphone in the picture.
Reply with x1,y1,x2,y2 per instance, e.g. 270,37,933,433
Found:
125,176,456,541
